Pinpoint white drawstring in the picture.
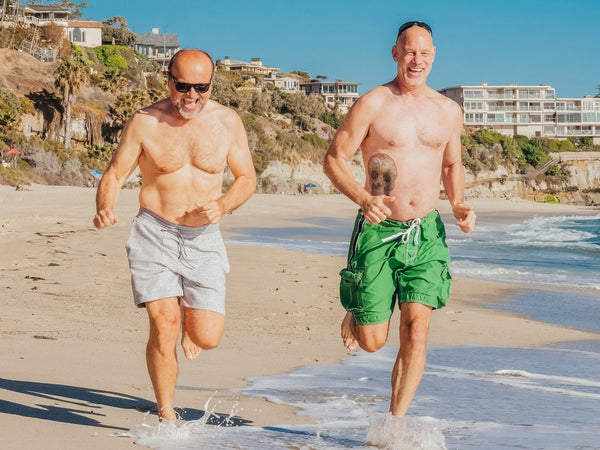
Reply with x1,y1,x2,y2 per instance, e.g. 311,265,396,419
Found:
381,218,421,245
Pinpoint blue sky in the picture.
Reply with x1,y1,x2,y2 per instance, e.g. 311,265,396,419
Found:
83,0,600,99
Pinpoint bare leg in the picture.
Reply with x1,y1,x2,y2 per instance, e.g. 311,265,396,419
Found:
181,304,202,360
389,302,432,417
181,306,224,357
342,311,390,353
145,297,181,423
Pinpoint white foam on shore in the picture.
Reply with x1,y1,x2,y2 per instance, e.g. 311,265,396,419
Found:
123,343,600,449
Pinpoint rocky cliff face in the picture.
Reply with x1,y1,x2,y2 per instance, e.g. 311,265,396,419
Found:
252,157,600,206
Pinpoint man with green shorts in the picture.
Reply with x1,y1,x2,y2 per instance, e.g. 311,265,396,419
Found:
324,21,476,418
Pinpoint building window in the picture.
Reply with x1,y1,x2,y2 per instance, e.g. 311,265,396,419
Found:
487,113,505,123
557,113,582,123
464,101,483,110
464,90,483,99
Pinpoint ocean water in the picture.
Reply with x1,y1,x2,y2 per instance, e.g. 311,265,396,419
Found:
126,211,600,449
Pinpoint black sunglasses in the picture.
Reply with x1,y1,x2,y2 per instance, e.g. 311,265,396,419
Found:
168,72,211,94
397,21,432,39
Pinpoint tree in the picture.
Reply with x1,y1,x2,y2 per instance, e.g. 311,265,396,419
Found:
102,16,137,46
54,56,89,148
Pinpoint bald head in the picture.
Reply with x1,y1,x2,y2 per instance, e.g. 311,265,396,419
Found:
168,49,214,82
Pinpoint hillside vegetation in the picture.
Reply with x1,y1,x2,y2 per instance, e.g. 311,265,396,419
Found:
0,29,597,202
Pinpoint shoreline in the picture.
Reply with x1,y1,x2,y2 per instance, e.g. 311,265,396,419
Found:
1,185,599,449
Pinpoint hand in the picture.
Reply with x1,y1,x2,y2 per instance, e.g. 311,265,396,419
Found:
93,209,118,229
361,195,395,224
453,203,476,233
194,200,224,225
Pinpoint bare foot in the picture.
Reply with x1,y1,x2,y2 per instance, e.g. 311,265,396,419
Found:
341,311,359,351
181,329,202,360
158,405,178,423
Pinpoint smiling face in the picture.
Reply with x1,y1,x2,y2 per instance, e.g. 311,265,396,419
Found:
392,25,436,91
168,50,214,120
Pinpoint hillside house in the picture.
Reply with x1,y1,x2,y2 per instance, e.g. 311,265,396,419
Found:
133,28,180,68
301,79,360,113
12,3,70,26
68,20,103,48
218,56,279,76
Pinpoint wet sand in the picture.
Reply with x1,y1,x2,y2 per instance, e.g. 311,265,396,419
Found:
1,185,598,449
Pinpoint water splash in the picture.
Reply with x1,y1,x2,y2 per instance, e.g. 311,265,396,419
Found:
365,413,447,450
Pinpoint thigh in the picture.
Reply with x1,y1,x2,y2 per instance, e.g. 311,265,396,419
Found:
183,307,225,345
355,320,391,351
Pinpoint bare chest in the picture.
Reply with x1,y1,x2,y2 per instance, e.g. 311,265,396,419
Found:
140,119,230,175
367,106,451,152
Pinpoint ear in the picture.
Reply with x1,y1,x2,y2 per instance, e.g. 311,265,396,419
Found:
392,44,399,62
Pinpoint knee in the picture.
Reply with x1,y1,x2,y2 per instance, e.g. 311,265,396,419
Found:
150,314,180,345
400,318,429,346
360,335,387,353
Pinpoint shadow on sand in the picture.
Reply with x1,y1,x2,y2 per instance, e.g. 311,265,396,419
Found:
0,378,252,431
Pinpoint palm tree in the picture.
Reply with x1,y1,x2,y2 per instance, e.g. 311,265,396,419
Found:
54,57,89,148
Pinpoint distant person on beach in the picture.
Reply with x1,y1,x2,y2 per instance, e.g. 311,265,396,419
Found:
324,21,476,418
93,49,256,423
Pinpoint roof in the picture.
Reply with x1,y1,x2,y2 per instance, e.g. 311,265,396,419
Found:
68,20,103,28
21,5,71,14
135,32,180,47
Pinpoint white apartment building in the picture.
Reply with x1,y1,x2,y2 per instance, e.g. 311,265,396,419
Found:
439,83,600,144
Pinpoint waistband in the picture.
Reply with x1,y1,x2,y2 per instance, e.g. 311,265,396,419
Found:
136,207,220,238
358,209,439,229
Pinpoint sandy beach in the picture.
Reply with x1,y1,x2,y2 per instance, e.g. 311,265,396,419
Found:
1,185,598,449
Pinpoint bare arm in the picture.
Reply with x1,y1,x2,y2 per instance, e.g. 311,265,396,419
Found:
441,106,476,233
93,113,144,229
196,110,256,224
323,92,394,224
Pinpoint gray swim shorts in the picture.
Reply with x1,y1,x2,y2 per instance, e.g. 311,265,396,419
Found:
125,207,230,314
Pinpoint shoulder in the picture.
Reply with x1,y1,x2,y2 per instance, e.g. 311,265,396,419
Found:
206,100,243,127
431,89,462,115
355,85,393,110
129,99,171,125
344,85,392,123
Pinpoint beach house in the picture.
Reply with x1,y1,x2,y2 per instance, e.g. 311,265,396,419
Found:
218,56,280,76
67,20,103,48
300,79,360,113
133,28,180,69
439,83,600,144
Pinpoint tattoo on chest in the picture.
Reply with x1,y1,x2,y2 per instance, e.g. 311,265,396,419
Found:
368,153,397,196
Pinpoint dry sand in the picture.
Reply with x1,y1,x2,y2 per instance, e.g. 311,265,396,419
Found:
1,185,598,449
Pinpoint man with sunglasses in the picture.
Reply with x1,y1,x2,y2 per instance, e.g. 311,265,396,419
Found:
93,49,256,423
324,22,476,418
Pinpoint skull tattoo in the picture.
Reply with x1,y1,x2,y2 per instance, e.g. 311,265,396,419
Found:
368,153,397,196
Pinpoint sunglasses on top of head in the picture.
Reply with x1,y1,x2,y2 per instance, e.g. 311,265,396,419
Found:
397,20,432,39
168,72,211,94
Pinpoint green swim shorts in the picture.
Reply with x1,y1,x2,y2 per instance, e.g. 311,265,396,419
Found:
339,209,452,325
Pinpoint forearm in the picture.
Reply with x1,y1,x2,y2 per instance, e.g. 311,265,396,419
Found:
442,161,465,207
217,172,256,215
324,153,369,206
95,171,122,212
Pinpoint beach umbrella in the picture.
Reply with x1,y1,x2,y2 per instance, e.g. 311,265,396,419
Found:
304,183,317,188
6,148,20,154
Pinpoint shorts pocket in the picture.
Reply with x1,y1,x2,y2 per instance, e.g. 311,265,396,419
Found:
339,267,365,312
